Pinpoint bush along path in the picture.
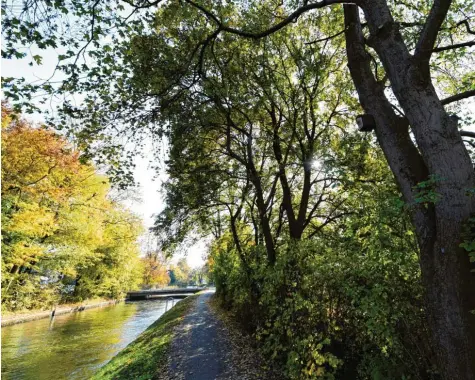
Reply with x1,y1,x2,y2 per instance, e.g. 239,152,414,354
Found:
166,289,279,380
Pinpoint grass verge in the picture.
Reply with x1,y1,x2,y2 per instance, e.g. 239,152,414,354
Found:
92,294,199,380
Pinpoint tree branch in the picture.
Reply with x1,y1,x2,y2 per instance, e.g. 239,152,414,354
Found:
441,89,475,105
415,0,452,62
185,0,356,40
305,27,348,45
456,19,475,35
121,0,163,9
460,130,475,138
433,40,475,52
308,211,354,238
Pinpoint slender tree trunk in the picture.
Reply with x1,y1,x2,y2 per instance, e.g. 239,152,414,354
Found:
247,133,277,264
251,212,260,246
230,215,243,256
271,114,309,240
229,214,252,275
252,176,276,264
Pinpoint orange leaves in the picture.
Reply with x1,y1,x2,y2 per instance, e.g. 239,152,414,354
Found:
1,115,81,203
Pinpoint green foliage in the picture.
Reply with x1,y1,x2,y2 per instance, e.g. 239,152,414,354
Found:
3,1,474,376
211,236,433,379
412,175,444,207
208,160,437,379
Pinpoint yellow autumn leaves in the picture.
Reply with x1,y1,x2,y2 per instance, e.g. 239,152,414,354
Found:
1,105,144,310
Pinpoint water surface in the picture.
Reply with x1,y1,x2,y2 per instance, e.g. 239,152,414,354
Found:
1,299,176,379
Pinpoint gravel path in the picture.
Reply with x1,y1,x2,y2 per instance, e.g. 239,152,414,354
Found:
167,290,280,380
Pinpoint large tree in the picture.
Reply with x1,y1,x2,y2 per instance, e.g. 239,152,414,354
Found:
1,105,144,309
2,0,475,377
153,24,352,264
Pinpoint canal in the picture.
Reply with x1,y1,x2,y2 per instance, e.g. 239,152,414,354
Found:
1,298,177,379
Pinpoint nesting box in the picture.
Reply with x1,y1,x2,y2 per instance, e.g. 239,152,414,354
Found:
356,114,376,132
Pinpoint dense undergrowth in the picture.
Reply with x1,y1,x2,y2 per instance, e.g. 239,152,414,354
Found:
209,177,440,380
211,240,436,380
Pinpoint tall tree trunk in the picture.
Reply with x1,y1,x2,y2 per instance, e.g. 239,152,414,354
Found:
247,131,277,264
229,213,252,275
251,173,276,264
345,5,475,379
419,217,475,380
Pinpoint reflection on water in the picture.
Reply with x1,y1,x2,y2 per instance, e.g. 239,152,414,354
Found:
1,299,174,379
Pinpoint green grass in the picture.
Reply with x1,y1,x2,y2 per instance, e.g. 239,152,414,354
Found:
92,295,198,380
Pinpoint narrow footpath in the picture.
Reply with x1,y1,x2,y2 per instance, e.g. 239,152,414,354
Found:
166,290,280,380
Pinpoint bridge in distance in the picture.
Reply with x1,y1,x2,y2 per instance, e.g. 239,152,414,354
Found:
126,287,203,300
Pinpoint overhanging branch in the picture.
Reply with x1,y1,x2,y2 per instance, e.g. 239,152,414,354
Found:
441,89,475,105
185,0,357,40
433,40,475,52
460,130,475,138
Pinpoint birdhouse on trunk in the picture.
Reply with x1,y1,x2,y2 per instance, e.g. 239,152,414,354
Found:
356,114,376,132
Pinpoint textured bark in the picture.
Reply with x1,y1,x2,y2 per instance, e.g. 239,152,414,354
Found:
345,4,475,378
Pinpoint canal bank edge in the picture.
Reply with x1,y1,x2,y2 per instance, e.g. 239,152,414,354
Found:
91,294,200,380
1,299,124,327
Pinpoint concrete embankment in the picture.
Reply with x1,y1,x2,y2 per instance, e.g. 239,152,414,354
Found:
1,299,123,326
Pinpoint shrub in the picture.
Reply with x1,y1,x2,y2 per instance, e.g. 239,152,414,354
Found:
210,238,436,379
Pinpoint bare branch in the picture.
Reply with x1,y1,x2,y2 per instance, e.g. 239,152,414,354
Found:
460,130,475,138
73,0,101,67
456,19,475,35
306,27,348,45
433,40,475,52
441,89,475,105
185,0,356,40
308,211,354,238
121,0,163,9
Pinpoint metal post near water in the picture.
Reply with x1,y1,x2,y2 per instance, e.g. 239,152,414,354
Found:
165,296,174,311
49,305,57,330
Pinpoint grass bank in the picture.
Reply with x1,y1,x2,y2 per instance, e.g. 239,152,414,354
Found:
92,294,199,380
